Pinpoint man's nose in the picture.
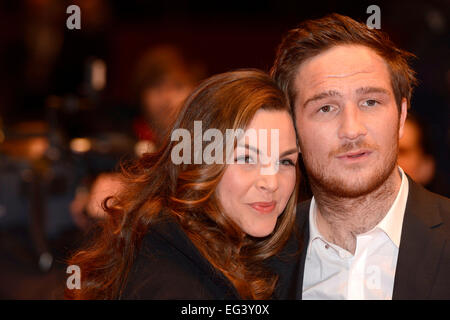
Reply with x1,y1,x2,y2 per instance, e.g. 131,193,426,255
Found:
338,103,367,141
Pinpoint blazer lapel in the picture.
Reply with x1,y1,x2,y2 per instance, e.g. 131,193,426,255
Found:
393,178,447,299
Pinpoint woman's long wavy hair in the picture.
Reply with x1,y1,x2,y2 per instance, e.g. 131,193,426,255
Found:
66,69,300,300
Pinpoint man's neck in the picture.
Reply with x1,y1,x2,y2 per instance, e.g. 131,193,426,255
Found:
313,168,402,255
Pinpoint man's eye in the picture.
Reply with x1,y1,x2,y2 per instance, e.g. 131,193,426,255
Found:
318,105,333,113
362,99,378,107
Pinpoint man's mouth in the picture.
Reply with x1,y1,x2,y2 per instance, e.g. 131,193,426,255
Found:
336,150,372,161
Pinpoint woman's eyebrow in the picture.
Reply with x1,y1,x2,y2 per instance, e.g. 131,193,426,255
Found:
280,148,299,158
237,143,260,154
237,145,298,158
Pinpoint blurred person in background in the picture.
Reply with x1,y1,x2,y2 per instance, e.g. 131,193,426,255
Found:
132,45,205,154
70,172,124,227
69,46,205,223
398,114,435,186
398,113,449,197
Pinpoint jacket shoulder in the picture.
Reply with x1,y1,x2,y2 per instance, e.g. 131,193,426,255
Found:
408,179,450,234
121,219,237,299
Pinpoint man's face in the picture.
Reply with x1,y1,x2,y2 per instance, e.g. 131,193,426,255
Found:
293,45,407,197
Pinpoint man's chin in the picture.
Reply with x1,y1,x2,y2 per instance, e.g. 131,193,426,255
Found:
324,178,379,198
310,168,393,198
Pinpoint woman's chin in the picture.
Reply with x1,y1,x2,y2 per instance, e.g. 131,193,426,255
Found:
243,223,276,238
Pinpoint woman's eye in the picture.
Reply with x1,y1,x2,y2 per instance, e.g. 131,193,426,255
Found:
278,159,295,166
362,99,378,107
235,155,255,164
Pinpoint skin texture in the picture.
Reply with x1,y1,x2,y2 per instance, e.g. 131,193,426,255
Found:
293,45,408,254
215,110,298,237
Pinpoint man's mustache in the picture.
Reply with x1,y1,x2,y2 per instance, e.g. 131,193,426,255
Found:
329,140,378,158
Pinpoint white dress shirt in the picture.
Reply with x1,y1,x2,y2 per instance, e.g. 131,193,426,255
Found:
302,167,409,300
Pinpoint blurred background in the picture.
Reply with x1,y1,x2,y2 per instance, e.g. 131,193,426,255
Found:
0,0,448,299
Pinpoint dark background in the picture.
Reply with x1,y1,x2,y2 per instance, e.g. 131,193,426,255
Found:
0,0,448,299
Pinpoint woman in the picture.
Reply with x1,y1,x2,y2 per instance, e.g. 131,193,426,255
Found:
66,69,300,299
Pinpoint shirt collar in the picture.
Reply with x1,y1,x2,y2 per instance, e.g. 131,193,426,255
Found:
307,166,409,250
375,166,409,247
308,197,321,245
306,196,323,257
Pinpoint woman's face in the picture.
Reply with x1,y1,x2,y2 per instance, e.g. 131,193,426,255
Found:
216,109,298,237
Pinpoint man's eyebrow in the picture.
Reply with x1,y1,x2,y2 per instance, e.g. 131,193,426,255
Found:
303,90,342,108
356,87,391,96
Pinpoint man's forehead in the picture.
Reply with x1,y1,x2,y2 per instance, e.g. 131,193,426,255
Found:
293,45,392,100
297,45,386,79
324,70,374,79
297,70,380,92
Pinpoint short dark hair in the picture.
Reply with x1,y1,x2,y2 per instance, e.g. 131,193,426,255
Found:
271,13,417,115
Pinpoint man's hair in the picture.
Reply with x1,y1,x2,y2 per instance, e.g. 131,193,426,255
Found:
271,13,418,115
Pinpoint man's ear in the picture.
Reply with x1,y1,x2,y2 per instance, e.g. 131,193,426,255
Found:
398,98,408,139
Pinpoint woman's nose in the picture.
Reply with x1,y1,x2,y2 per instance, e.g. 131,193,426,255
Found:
256,166,279,192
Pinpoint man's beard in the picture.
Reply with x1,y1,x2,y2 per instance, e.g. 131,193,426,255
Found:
301,138,399,198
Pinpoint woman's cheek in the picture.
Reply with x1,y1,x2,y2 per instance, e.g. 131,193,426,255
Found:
282,168,296,191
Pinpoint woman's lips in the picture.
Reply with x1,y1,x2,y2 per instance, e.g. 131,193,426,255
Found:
249,201,276,214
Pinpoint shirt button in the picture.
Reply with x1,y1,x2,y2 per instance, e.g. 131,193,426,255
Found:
325,244,329,249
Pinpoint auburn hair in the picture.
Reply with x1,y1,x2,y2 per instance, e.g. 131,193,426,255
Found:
271,13,418,118
66,69,300,300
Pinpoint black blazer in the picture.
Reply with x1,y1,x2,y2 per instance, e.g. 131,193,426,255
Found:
271,177,450,299
121,217,240,299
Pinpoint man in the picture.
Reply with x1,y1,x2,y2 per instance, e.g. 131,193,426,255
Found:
270,14,450,299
